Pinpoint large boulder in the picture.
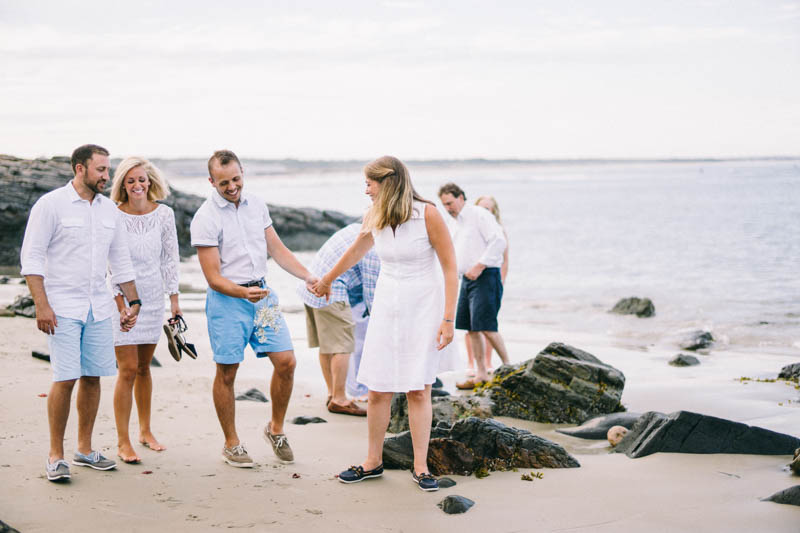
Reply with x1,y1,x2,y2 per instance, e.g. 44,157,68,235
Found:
614,411,800,458
555,412,642,440
610,297,655,318
479,343,625,424
388,393,493,433
761,486,800,506
778,363,800,382
0,155,354,265
383,417,580,475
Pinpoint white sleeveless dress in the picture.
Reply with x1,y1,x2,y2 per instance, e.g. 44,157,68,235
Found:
357,201,457,392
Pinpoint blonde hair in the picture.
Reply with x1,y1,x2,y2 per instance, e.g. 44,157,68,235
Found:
111,157,170,203
476,195,501,224
362,156,431,232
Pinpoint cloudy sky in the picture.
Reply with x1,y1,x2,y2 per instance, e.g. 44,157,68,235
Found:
1,0,798,160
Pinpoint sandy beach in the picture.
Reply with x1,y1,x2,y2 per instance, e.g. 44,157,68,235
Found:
1,269,798,533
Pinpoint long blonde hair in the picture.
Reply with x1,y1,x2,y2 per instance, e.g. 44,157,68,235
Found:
476,195,502,224
111,156,170,203
362,156,431,231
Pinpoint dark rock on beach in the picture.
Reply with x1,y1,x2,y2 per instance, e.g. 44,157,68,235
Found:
437,495,474,514
679,330,714,351
150,356,162,368
610,297,655,318
778,363,800,382
438,477,457,488
292,416,327,425
235,388,269,402
669,354,700,367
384,417,580,475
614,411,800,458
0,519,21,533
388,393,493,433
431,388,451,398
791,448,800,476
761,485,800,506
479,342,625,424
0,154,355,266
0,276,8,285
31,351,50,362
556,412,642,440
7,293,35,318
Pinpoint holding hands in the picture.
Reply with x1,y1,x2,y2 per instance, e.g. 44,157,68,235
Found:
120,303,140,332
310,274,332,301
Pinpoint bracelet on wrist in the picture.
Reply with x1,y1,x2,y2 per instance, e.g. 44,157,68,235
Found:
128,299,142,307
443,318,454,323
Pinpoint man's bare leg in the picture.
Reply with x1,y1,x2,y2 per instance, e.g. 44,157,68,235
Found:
328,353,351,406
481,331,509,365
76,376,101,455
213,363,240,448
48,379,77,462
267,350,296,435
468,331,490,382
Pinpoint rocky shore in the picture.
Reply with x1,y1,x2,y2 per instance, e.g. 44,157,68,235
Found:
0,154,355,265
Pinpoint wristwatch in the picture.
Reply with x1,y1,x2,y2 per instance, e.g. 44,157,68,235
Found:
128,299,142,307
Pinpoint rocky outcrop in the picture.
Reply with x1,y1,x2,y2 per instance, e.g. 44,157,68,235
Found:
761,485,800,506
779,363,800,382
555,412,641,440
0,155,354,266
388,393,493,433
383,417,580,475
669,354,700,367
614,411,800,458
610,297,655,318
478,343,625,424
679,330,714,351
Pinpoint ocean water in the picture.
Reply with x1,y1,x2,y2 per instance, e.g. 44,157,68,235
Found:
166,159,800,358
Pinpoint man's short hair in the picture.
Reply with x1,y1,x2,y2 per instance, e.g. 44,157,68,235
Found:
208,150,242,178
71,144,109,173
438,182,466,200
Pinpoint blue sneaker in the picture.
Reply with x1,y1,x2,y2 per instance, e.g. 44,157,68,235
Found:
411,470,439,492
338,464,384,483
72,451,116,471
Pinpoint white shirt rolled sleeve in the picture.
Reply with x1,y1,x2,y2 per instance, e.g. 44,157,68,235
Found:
451,204,507,276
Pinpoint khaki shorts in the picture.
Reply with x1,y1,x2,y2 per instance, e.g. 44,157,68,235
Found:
305,301,355,353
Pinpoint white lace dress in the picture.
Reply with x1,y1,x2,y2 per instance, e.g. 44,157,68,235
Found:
357,201,457,392
113,204,180,346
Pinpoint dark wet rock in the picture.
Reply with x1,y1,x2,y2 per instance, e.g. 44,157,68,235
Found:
235,388,269,402
0,276,8,284
778,363,800,382
7,293,35,318
0,154,355,266
31,351,50,362
610,297,655,318
384,417,580,475
679,330,714,351
480,342,625,424
432,377,443,389
669,354,700,367
389,393,493,433
438,477,456,488
292,416,327,425
0,519,21,533
150,356,162,368
614,411,800,458
790,448,800,476
761,485,800,506
556,412,642,440
437,495,474,514
431,388,451,398
18,279,26,285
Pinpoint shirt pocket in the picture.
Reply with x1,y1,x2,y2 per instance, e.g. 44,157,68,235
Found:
100,218,116,248
59,216,85,244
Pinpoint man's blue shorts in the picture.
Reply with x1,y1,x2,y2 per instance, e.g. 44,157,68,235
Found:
48,307,115,382
206,285,293,364
455,267,503,332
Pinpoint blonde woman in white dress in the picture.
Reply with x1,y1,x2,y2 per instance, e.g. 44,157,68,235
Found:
313,155,457,492
109,157,182,463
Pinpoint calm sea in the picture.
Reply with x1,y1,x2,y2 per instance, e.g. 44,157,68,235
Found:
165,159,800,357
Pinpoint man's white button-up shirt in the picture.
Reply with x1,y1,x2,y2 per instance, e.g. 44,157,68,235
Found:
20,181,136,321
190,190,273,284
451,204,507,277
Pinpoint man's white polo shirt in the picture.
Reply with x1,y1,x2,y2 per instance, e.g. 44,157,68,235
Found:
190,189,273,284
20,181,136,322
451,204,507,277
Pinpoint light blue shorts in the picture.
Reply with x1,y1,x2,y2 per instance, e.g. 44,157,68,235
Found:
206,286,293,364
48,307,115,382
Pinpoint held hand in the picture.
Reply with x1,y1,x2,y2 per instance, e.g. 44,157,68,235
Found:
120,307,138,332
464,263,485,281
311,276,332,301
304,275,319,293
244,286,269,303
35,304,58,335
436,320,455,350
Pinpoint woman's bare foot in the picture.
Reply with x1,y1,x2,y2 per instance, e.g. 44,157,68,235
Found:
117,442,141,464
139,432,166,451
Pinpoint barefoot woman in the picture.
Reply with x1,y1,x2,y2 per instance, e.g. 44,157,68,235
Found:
110,157,182,463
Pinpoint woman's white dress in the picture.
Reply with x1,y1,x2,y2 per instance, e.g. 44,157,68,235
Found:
357,201,457,392
113,204,180,346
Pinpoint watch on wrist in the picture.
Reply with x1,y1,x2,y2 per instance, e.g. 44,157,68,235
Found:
128,299,142,307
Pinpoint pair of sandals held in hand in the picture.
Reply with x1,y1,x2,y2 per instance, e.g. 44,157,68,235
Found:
163,315,198,361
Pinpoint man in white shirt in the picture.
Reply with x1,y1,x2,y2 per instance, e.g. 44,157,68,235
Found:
439,182,509,389
21,144,140,482
190,150,317,468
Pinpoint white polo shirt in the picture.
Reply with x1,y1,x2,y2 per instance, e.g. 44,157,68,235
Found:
190,189,273,284
450,204,507,277
20,181,136,322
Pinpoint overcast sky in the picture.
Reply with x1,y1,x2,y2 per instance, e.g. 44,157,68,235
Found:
1,0,798,160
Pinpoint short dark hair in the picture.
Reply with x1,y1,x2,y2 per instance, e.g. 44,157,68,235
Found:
208,150,242,178
438,182,465,200
71,144,109,173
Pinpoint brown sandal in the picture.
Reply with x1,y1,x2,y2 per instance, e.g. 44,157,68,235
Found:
327,400,367,416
